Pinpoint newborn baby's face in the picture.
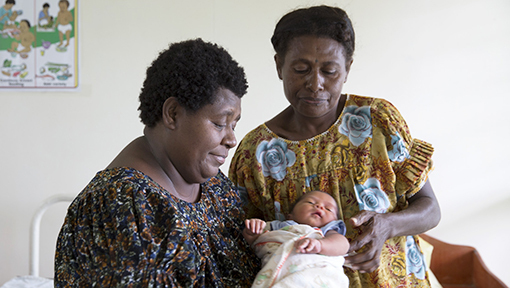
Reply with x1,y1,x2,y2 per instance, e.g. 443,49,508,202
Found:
289,191,338,228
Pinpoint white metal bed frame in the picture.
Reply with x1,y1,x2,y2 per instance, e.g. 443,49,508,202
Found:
2,195,73,287
29,194,74,277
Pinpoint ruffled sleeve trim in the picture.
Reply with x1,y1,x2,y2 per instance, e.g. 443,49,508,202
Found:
396,139,434,197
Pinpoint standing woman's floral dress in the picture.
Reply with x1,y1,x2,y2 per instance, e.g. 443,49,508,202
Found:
55,168,260,287
229,94,435,287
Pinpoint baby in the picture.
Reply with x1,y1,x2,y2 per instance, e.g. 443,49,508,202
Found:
55,0,73,47
244,190,350,287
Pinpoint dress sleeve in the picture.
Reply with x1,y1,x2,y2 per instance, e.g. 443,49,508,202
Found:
55,181,183,287
372,99,434,198
320,219,347,236
55,183,140,286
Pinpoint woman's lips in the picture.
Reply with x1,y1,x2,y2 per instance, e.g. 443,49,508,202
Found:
302,98,327,105
212,154,226,165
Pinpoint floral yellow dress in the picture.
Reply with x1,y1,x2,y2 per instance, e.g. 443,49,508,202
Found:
229,94,435,287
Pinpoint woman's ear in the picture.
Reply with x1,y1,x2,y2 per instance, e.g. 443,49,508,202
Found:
162,97,180,129
344,59,354,83
274,54,283,80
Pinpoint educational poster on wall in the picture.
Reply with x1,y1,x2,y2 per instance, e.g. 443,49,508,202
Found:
0,0,78,89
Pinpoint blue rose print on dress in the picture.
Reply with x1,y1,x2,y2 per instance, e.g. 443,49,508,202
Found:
406,236,427,279
305,174,317,187
354,178,390,213
339,105,372,147
256,138,296,181
388,132,410,162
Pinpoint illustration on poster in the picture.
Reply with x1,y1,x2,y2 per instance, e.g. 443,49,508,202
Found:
0,0,78,89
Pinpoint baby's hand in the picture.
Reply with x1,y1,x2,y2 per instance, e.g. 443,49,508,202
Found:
244,218,266,235
295,238,322,254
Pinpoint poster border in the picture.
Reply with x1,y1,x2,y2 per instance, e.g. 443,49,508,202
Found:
0,0,80,92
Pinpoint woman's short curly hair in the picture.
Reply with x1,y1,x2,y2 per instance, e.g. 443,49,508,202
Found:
138,38,248,127
271,5,355,65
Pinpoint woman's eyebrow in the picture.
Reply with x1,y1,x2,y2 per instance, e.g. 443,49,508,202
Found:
217,109,241,120
322,61,341,67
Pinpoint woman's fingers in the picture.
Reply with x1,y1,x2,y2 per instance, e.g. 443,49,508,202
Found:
349,210,376,228
344,241,381,272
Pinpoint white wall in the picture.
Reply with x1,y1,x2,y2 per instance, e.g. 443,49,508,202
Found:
1,0,508,285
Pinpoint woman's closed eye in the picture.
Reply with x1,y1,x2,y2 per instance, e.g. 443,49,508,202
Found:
293,64,309,74
213,122,226,130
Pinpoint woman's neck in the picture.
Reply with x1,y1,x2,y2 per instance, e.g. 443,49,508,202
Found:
142,129,201,203
267,94,347,141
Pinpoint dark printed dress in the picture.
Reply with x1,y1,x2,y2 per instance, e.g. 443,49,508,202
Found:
54,167,260,287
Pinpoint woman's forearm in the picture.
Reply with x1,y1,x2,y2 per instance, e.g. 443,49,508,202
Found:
384,180,441,238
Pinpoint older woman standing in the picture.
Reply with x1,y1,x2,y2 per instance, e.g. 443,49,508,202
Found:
55,39,260,287
229,6,440,287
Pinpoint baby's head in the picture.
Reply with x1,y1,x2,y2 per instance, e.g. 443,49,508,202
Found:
59,0,69,9
288,190,339,228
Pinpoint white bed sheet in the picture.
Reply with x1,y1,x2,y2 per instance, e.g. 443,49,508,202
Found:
1,276,53,288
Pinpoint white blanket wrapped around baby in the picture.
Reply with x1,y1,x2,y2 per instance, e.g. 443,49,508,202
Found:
251,224,349,288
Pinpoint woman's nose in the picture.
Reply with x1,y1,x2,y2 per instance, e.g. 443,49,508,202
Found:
222,128,237,149
306,71,324,93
